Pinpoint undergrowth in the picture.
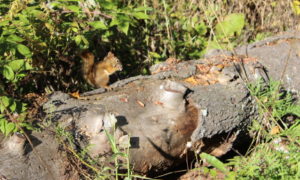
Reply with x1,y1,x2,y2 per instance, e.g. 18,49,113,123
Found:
201,80,300,179
55,124,141,180
230,80,300,179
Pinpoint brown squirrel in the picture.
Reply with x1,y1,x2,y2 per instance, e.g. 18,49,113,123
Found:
80,51,123,89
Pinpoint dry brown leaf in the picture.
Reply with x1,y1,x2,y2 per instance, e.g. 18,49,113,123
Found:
120,98,128,102
270,126,281,135
184,76,199,85
196,64,211,74
70,91,81,99
166,57,180,64
136,100,145,107
154,101,164,106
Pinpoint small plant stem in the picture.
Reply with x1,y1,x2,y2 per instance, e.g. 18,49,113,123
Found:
162,0,174,57
60,140,100,173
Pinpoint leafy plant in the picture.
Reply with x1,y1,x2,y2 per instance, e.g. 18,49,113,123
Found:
0,0,150,135
227,80,300,179
208,13,245,50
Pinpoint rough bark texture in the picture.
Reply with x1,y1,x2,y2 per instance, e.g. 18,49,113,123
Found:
1,30,300,179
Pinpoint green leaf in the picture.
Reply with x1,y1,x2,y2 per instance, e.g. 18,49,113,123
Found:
200,153,228,173
133,6,153,12
74,35,82,45
25,61,33,70
0,20,9,26
6,122,16,136
88,21,107,30
100,1,117,10
65,5,80,13
7,34,24,43
215,13,245,38
30,10,46,20
3,65,15,80
132,12,149,20
17,44,32,57
195,22,207,35
18,14,30,24
9,101,17,112
0,118,6,134
118,21,130,35
109,17,119,27
149,52,161,58
81,35,89,46
8,60,26,72
0,96,9,107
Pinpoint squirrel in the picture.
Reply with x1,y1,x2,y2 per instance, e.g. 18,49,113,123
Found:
80,51,123,89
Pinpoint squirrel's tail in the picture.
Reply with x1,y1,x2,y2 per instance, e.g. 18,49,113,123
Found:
80,51,95,82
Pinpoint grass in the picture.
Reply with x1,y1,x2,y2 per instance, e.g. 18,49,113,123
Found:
55,124,144,180
200,80,300,179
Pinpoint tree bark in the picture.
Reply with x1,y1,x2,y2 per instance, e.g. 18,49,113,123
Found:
0,30,299,179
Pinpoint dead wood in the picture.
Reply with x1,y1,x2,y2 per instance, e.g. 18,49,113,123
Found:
1,30,300,179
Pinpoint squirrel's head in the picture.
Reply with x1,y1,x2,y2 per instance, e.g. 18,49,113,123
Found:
106,52,123,71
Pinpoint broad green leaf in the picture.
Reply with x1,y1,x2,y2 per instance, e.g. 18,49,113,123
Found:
200,153,228,173
132,12,149,20
7,34,24,43
3,65,14,80
0,20,9,26
2,28,16,36
195,22,207,35
74,35,82,45
58,0,79,1
292,0,300,15
25,61,33,70
72,27,78,33
81,35,89,46
100,1,117,10
0,96,9,107
0,118,6,134
20,122,34,130
30,10,46,20
8,60,26,72
89,21,107,30
45,23,55,32
215,13,245,38
0,96,10,113
16,73,27,79
17,102,27,114
118,22,130,35
65,5,80,13
133,6,153,12
6,122,16,136
110,17,119,27
49,2,61,8
18,14,30,24
17,44,32,57
9,101,16,112
149,52,161,58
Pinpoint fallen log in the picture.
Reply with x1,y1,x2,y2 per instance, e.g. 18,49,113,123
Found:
0,30,299,179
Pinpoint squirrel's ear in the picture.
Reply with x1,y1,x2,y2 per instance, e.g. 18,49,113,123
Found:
107,51,114,57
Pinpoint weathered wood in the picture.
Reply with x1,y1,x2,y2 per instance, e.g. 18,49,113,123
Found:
1,30,299,179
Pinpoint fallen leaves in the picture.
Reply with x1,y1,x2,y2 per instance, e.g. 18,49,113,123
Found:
136,100,145,107
70,91,81,99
